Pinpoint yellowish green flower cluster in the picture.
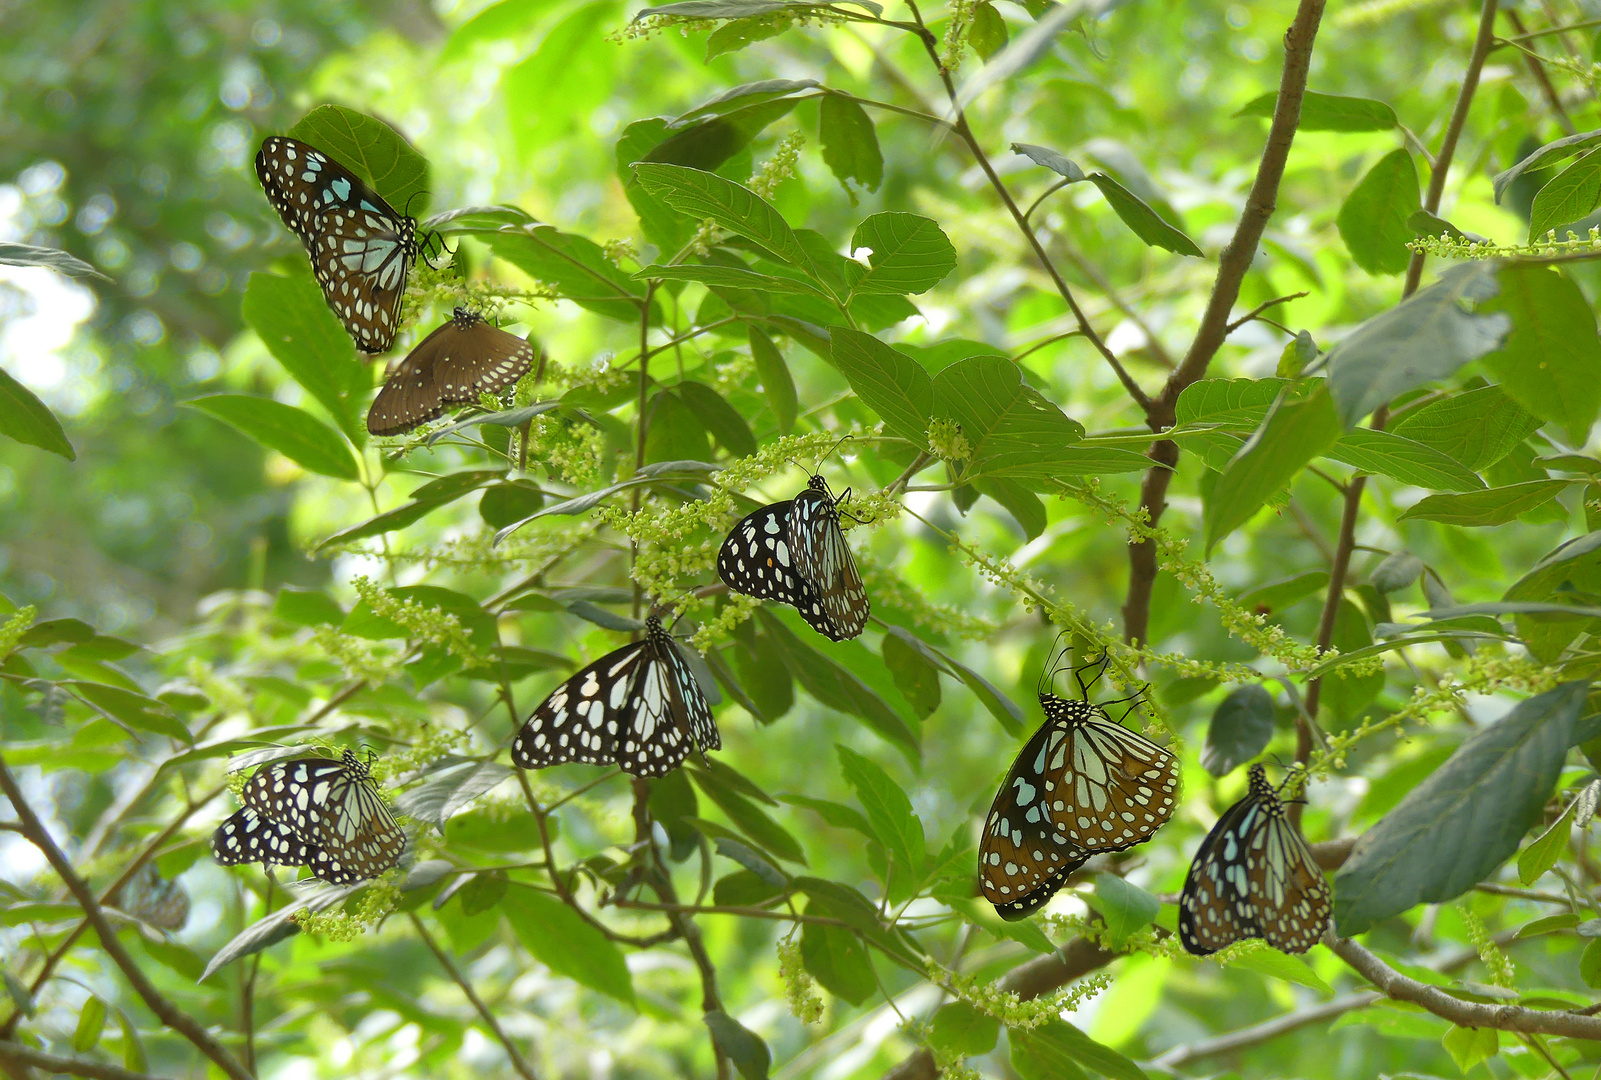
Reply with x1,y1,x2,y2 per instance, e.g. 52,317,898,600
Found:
690,593,762,652
777,934,826,1023
525,413,605,486
294,876,402,942
940,0,976,72
311,626,406,685
351,576,488,667
186,657,251,720
401,259,558,331
749,131,806,201
856,554,996,640
1407,227,1601,261
603,237,638,267
368,726,466,785
1459,904,1515,988
340,521,596,572
1042,912,1186,960
1313,653,1558,776
0,604,35,657
925,418,972,463
925,960,1113,1028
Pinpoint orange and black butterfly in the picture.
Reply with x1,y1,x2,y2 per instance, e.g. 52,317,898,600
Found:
979,647,1179,919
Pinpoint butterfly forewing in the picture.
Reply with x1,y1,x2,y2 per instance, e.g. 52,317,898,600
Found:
1041,695,1179,853
789,482,869,640
212,807,315,869
1178,765,1330,955
368,309,538,436
513,617,719,778
256,136,418,353
979,720,1089,919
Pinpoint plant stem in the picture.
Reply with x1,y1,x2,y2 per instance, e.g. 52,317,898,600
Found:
409,912,540,1080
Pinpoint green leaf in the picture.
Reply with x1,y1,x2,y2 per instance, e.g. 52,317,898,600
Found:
1085,172,1202,257
829,327,934,448
490,227,647,323
819,94,883,192
1321,600,1385,722
884,626,1023,735
793,877,925,968
1325,428,1485,492
1493,127,1601,201
847,213,956,295
636,261,826,296
501,885,636,1005
2,972,34,1018
1583,938,1601,988
1012,142,1086,181
0,241,111,281
1174,376,1289,427
114,1006,145,1072
184,394,358,481
1398,480,1568,526
1389,385,1541,471
273,587,345,627
882,632,941,719
1337,149,1421,275
969,1,1008,58
1518,797,1576,885
633,163,822,284
644,390,713,464
800,919,876,1004
836,744,926,879
1325,262,1510,427
1226,947,1334,995
1504,530,1601,662
1442,1025,1498,1072
1482,265,1601,444
1529,145,1601,240
678,380,757,457
1200,684,1274,777
932,355,1086,482
704,1011,771,1080
1334,681,1587,935
1010,1019,1091,1080
749,327,797,434
706,16,792,59
1517,912,1580,938
241,270,367,444
929,1001,1000,1058
975,477,1047,539
67,682,190,744
1234,89,1398,132
689,767,807,864
479,481,545,530
0,365,74,460
288,104,430,215
1095,873,1160,949
1238,570,1329,613
72,994,106,1053
1204,384,1342,552
646,99,804,174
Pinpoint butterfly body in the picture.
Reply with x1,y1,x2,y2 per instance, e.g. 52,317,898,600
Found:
513,615,719,778
718,474,868,641
368,308,537,436
256,136,420,353
980,689,1178,920
213,747,405,885
1178,763,1330,955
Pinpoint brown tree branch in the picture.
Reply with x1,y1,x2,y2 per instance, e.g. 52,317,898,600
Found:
1121,0,1328,645
0,1040,165,1080
409,912,540,1080
1502,9,1576,134
0,755,254,1080
1329,933,1601,1039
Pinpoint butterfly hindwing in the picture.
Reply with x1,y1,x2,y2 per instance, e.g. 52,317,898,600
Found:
256,136,418,353
513,617,719,778
1178,764,1330,955
979,719,1090,919
717,501,815,606
789,481,868,640
368,309,538,436
1040,694,1179,854
211,807,315,869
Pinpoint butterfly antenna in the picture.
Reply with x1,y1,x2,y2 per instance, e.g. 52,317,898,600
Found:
1075,652,1110,699
1037,630,1073,698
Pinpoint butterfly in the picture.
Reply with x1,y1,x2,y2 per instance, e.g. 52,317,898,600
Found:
111,862,190,931
717,473,869,641
218,747,406,885
255,135,424,354
512,614,719,778
367,308,537,436
979,652,1179,920
1179,763,1331,956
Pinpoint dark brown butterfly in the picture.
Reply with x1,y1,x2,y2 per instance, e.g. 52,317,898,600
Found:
367,308,537,436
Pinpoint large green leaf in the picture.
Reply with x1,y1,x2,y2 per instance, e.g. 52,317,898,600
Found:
678,380,756,457
1492,126,1601,201
241,270,368,444
1503,530,1601,662
931,355,1086,482
1334,681,1587,934
836,744,925,880
1095,873,1160,949
846,213,956,295
1234,89,1398,132
501,885,636,1005
1086,171,1202,257
1325,429,1484,492
1528,145,1601,240
1203,384,1341,553
646,98,804,173
288,104,430,215
182,395,359,481
1336,149,1420,275
1200,684,1274,776
819,94,883,192
632,163,823,286
799,919,875,1004
67,682,191,744
928,1002,999,1058
490,227,647,322
1324,262,1510,427
1397,480,1568,526
1388,385,1541,471
829,327,933,447
0,366,74,460
1481,265,1601,444
704,1011,771,1080
749,327,797,433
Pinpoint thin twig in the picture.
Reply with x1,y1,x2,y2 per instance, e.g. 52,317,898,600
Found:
409,912,540,1080
1502,9,1576,134
0,1040,166,1080
610,897,852,926
0,754,254,1080
1224,291,1310,335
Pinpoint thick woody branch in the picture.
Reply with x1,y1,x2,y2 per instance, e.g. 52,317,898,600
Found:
0,755,255,1080
1121,0,1327,645
0,1040,165,1080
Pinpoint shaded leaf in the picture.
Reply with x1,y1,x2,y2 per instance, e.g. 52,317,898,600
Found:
1336,149,1420,274
1095,873,1160,949
819,94,883,192
928,1001,999,1058
1234,89,1398,132
1398,480,1568,526
829,327,934,448
1492,126,1601,202
1201,684,1275,777
704,1011,771,1080
932,355,1086,482
502,885,636,1005
749,326,797,433
0,366,74,460
1204,385,1341,552
184,395,358,481
800,919,875,1004
1086,171,1203,257
289,104,430,215
1529,145,1601,240
847,213,956,295
1325,429,1485,492
241,270,366,444
1518,798,1575,885
1482,264,1601,444
837,744,925,880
